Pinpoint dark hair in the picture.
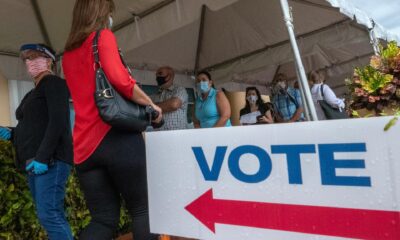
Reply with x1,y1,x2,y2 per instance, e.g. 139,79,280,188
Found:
196,70,212,80
65,0,115,51
273,73,288,85
196,70,215,88
244,86,264,112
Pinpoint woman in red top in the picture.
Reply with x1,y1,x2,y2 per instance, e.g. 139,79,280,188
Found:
62,0,161,239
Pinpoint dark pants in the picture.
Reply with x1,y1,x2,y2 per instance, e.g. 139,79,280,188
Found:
76,129,158,240
28,160,73,240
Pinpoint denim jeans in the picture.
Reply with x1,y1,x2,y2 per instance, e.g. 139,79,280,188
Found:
28,160,73,240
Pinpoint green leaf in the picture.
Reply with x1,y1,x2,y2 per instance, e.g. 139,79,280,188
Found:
384,117,398,131
352,110,360,117
0,141,131,238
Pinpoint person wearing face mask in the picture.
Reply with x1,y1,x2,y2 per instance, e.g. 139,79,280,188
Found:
151,66,189,131
271,73,305,123
62,0,161,239
239,87,274,125
0,43,73,239
193,71,232,128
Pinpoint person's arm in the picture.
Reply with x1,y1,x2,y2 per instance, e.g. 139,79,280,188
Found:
157,87,188,113
35,77,70,164
99,29,136,100
131,87,162,123
98,30,162,122
213,91,231,127
258,110,274,124
322,84,345,109
287,89,304,122
192,104,201,128
287,107,304,122
272,99,284,123
157,98,182,113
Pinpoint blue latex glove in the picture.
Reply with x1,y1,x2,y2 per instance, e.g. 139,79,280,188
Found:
0,127,11,140
26,160,48,175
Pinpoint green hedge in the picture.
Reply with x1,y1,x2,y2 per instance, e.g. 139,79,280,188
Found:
0,140,130,239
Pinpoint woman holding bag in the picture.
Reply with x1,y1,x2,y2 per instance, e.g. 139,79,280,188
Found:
309,70,346,120
62,0,161,239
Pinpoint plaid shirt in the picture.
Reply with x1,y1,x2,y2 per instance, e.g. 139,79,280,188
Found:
151,84,188,130
273,87,304,121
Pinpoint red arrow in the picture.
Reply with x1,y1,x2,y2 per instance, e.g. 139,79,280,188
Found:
185,188,400,239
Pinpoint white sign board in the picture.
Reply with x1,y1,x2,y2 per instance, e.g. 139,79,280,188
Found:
145,117,400,240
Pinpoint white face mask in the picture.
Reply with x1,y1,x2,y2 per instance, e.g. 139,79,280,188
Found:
108,16,113,28
278,81,286,89
247,95,258,104
273,82,286,95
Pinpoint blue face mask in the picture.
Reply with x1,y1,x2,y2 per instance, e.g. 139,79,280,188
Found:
197,81,210,93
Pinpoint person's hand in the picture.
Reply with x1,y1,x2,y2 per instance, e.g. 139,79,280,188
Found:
26,160,48,175
0,127,11,141
257,116,268,123
151,104,163,124
257,116,274,124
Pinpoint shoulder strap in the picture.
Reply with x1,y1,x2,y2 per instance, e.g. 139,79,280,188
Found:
92,30,131,74
93,30,101,68
320,84,325,98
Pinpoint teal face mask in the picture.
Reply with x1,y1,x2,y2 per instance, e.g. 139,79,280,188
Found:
197,81,210,93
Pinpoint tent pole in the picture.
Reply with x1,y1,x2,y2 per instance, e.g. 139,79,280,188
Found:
194,5,207,73
0,51,19,58
279,0,318,121
295,67,311,120
112,0,176,33
30,0,52,49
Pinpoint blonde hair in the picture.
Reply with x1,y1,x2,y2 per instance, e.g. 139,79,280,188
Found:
64,0,115,51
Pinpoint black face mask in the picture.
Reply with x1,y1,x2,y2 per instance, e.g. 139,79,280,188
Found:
156,76,167,86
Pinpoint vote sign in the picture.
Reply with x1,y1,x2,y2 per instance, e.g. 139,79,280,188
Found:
145,117,400,240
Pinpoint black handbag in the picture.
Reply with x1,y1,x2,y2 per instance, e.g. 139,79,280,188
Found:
93,30,155,132
318,84,348,120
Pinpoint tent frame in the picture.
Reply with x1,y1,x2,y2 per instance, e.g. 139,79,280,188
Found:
279,0,318,121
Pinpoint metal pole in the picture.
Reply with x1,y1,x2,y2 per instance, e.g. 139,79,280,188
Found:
279,0,318,121
194,5,207,73
295,67,311,120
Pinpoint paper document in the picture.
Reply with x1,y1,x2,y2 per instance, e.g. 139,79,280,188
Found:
239,111,261,125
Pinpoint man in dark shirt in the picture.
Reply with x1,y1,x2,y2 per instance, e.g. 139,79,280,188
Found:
0,43,73,240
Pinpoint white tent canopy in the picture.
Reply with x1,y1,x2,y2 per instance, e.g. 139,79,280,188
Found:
0,0,398,93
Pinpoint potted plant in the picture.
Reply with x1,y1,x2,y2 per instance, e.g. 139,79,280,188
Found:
346,41,400,117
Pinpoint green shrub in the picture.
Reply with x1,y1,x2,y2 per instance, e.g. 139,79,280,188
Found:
0,140,130,239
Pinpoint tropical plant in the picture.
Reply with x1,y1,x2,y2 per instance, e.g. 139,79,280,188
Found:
347,41,400,115
354,66,393,93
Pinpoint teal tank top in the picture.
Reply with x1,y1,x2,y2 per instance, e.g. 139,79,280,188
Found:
195,88,232,128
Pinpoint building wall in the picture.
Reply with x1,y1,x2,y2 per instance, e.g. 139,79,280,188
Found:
0,72,10,126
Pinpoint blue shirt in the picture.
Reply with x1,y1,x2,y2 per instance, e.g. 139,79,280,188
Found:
273,87,304,121
195,88,232,128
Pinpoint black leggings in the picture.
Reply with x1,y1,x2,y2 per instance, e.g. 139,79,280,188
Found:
76,129,158,240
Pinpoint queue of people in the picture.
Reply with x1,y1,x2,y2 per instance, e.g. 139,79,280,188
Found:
0,0,347,239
